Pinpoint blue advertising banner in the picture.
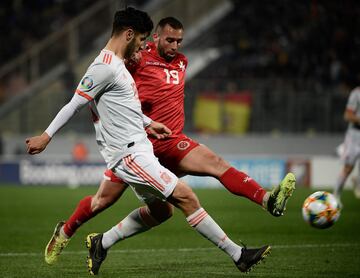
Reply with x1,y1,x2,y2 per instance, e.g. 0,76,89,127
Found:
0,160,105,186
0,158,286,188
0,162,20,183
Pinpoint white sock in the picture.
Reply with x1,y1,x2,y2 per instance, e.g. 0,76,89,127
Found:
59,226,70,240
262,192,270,208
186,208,242,262
354,176,360,188
102,208,152,249
334,172,347,197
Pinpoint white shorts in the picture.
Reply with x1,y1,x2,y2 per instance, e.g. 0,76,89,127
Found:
112,151,178,204
342,129,360,166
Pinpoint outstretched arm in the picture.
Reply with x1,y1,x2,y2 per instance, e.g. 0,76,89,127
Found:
26,93,88,154
26,62,114,155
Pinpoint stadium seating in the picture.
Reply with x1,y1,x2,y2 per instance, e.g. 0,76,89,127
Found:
186,0,358,132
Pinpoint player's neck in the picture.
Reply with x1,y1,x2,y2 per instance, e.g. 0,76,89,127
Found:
104,37,126,60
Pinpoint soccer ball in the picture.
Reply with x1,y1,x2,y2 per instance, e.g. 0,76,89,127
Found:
302,191,341,229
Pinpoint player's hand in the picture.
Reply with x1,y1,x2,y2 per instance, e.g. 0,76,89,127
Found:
25,132,51,155
146,121,172,139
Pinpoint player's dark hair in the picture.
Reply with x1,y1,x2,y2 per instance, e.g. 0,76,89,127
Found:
155,17,183,32
111,7,153,37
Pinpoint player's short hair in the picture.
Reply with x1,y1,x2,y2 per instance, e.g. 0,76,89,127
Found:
155,17,183,33
111,7,153,37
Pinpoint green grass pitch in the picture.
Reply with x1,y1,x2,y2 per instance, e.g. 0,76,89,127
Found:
0,185,359,278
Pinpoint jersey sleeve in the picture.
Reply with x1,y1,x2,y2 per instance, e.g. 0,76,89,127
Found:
75,63,114,101
143,114,152,127
45,93,88,137
346,89,358,112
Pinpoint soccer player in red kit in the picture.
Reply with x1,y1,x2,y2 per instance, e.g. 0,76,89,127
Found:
128,36,191,173
129,17,295,212
43,17,295,265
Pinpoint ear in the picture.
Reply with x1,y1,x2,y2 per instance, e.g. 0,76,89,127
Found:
126,29,134,41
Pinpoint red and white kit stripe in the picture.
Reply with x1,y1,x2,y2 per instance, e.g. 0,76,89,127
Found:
187,208,208,227
124,155,165,192
103,52,112,64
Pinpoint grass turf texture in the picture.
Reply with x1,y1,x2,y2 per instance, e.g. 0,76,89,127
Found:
0,185,359,278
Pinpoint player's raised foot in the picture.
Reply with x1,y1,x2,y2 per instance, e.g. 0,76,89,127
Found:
334,195,343,209
235,245,271,273
267,173,296,217
86,233,107,275
354,188,360,199
44,221,70,265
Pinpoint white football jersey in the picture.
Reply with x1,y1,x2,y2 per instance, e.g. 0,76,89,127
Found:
342,87,360,165
78,50,152,168
346,86,360,131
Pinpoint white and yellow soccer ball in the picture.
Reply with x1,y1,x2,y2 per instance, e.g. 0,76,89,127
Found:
302,191,341,229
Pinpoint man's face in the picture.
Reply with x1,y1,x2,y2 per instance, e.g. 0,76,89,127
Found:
155,24,183,62
124,32,147,60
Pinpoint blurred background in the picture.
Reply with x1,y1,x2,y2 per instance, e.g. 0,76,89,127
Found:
0,0,359,189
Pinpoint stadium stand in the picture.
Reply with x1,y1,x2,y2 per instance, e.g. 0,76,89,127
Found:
0,0,149,104
0,0,98,65
0,0,96,106
0,0,356,189
186,0,359,132
0,0,359,135
190,1,358,84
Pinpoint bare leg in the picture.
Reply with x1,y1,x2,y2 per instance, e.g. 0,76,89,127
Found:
62,179,127,237
178,145,268,207
334,164,353,206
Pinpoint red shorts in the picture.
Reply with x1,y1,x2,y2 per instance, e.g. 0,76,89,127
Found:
103,169,123,184
151,134,200,172
104,134,199,183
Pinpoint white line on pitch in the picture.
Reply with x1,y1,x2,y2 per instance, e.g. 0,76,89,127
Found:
0,243,358,257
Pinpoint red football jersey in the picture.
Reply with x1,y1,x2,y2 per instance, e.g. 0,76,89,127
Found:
129,42,188,140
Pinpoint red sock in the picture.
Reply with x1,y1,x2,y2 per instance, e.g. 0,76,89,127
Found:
219,167,266,206
63,196,95,237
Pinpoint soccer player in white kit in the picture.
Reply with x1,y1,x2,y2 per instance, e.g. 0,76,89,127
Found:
26,8,270,275
334,85,360,206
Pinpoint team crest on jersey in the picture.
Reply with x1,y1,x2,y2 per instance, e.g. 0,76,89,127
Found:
177,140,190,150
160,172,172,184
80,77,93,90
178,60,185,71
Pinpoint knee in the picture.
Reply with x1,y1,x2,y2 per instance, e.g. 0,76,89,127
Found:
206,152,222,165
172,183,201,215
344,165,354,176
206,154,230,177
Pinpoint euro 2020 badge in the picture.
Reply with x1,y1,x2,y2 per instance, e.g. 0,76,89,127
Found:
81,76,93,90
